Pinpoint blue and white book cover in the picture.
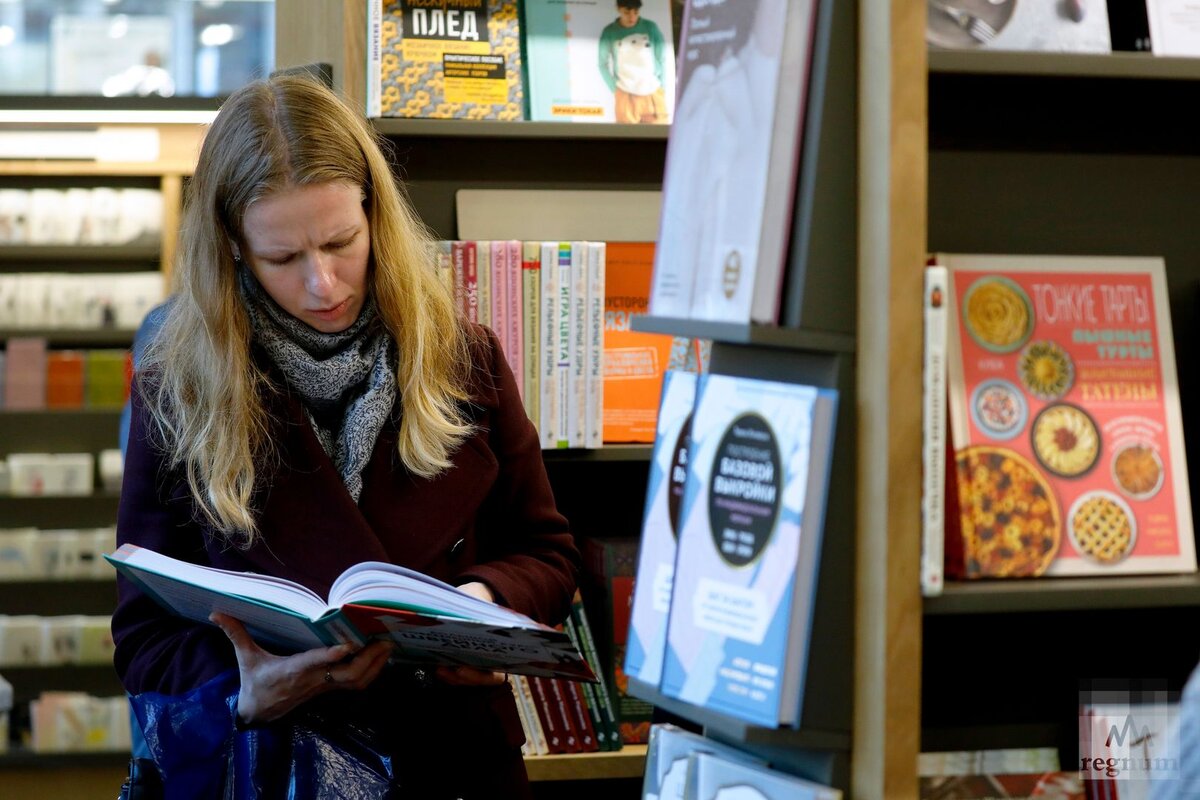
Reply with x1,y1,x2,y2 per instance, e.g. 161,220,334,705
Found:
660,373,837,727
642,723,765,800
685,751,842,800
626,370,698,687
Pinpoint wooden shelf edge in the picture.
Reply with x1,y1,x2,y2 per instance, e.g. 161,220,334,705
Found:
0,162,195,177
0,328,135,346
924,572,1200,614
928,49,1200,81
542,444,652,462
0,245,160,263
372,118,669,141
524,744,647,782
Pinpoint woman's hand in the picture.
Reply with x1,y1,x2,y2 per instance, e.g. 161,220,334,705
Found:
435,581,506,687
210,612,392,724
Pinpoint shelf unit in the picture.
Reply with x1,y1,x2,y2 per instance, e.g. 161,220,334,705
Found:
921,34,1200,789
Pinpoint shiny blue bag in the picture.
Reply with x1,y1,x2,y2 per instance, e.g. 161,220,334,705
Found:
129,669,401,799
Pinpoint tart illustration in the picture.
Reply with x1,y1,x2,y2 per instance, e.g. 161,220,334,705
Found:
1069,490,1136,565
1113,443,1164,500
970,379,1027,440
1019,341,1074,401
955,445,1061,578
962,276,1034,353
1031,403,1100,478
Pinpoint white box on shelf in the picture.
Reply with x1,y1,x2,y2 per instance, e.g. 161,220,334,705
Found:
83,187,123,245
0,615,46,666
0,189,30,244
40,615,85,665
99,449,124,493
0,528,39,579
34,530,84,578
62,188,91,245
79,616,115,665
85,527,117,579
26,190,64,245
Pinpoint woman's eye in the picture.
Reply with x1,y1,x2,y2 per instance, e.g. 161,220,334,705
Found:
266,254,294,266
328,238,354,250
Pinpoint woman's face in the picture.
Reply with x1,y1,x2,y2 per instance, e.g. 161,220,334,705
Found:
240,181,370,333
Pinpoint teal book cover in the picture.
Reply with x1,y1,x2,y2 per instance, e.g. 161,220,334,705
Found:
523,0,675,123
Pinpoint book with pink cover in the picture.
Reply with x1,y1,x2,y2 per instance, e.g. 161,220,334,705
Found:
940,254,1195,578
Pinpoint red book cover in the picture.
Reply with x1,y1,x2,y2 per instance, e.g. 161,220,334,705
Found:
529,676,567,754
46,350,84,409
546,677,581,753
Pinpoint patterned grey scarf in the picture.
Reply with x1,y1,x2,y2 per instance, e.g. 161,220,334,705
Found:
238,270,396,502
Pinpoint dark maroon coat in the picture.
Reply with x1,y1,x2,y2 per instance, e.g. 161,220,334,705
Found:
112,326,578,787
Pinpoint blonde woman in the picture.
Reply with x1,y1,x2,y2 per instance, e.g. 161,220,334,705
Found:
112,75,578,799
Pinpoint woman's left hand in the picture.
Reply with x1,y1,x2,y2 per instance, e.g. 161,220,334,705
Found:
435,581,506,686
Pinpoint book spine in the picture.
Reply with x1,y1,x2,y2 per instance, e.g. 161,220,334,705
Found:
563,613,609,750
546,677,581,752
514,675,549,755
522,242,540,425
569,241,588,448
436,240,454,299
507,240,524,401
451,241,466,314
922,264,948,597
585,242,606,449
491,241,507,349
529,675,566,753
366,0,382,117
570,592,622,750
563,674,598,751
507,675,534,756
556,242,572,448
539,242,559,448
475,240,490,329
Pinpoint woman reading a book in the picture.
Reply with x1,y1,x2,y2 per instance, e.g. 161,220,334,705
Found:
111,74,579,799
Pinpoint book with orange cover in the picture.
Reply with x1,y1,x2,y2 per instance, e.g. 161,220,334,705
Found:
603,242,675,443
45,351,84,409
939,253,1195,578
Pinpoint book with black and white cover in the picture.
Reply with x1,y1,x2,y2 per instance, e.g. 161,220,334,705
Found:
625,370,696,689
660,373,837,727
106,544,595,682
650,0,819,323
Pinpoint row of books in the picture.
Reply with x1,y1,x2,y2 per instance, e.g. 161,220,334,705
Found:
0,527,117,581
2,453,98,498
0,272,165,331
2,341,132,411
926,0,1200,57
509,593,623,755
434,240,710,446
367,0,677,125
27,692,131,754
921,254,1195,593
0,187,163,247
919,747,1082,799
626,370,838,728
0,614,115,668
642,723,840,799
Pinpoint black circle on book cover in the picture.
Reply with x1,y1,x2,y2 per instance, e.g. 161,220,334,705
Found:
668,414,693,540
707,413,782,568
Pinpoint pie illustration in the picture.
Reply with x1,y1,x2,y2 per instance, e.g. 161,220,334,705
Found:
962,276,1034,353
1031,403,1100,478
1019,341,1074,401
1069,490,1136,565
1113,443,1164,500
955,446,1061,578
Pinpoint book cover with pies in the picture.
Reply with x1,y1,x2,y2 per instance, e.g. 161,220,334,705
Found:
938,253,1196,578
659,374,837,727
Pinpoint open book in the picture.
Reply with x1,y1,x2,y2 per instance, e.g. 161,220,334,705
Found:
106,544,596,682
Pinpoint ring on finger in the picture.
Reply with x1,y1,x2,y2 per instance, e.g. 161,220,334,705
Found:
324,669,334,684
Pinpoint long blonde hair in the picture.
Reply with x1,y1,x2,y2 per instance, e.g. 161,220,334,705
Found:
142,75,474,545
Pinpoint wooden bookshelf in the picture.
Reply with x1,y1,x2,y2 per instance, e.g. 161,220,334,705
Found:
0,329,135,346
925,574,1200,615
0,244,160,264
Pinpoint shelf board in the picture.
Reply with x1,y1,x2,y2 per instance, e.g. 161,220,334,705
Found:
0,244,160,263
0,161,194,177
372,118,669,141
525,744,647,781
632,316,856,353
928,50,1200,81
0,745,647,779
0,408,122,418
924,573,1200,615
627,677,851,752
542,445,652,462
0,328,134,346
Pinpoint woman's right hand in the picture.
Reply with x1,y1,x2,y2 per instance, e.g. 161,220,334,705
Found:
210,612,393,724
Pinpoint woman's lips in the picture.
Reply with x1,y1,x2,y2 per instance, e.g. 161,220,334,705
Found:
309,298,350,320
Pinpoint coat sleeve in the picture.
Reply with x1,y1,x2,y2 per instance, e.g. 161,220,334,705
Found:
111,379,237,696
453,327,580,627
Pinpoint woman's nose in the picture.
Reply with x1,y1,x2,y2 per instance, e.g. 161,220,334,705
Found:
304,252,337,296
